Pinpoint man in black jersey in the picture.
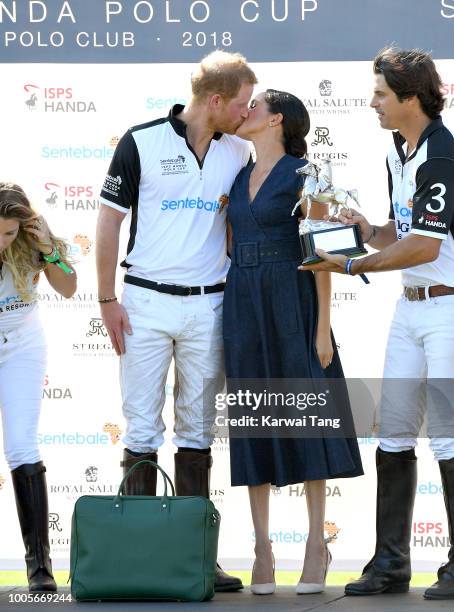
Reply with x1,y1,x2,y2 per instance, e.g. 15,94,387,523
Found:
302,47,454,600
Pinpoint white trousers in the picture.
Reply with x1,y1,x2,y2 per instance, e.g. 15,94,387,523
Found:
379,295,454,460
0,313,47,470
120,283,224,452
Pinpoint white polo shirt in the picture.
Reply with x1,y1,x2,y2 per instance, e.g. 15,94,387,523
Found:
0,263,38,331
100,105,251,286
387,117,454,286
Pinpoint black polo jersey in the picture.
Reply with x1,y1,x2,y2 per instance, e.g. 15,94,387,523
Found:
387,117,454,286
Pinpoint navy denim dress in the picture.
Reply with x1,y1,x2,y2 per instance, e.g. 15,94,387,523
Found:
223,154,364,486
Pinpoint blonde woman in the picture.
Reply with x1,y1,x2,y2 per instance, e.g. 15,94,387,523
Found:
0,183,76,592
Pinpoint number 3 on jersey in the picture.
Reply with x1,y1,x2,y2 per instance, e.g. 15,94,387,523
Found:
426,183,447,213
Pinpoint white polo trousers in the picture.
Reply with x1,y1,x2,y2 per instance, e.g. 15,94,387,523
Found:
120,282,224,452
0,313,47,470
379,295,454,460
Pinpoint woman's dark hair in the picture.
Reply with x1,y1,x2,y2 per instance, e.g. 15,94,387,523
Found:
374,47,444,119
265,89,310,158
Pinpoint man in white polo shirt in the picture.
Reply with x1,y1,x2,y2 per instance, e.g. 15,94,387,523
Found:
302,47,454,601
96,51,256,591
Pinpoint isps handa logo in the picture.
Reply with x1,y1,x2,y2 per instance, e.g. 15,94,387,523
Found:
442,83,454,110
44,182,100,212
413,521,450,548
24,84,96,113
42,374,72,401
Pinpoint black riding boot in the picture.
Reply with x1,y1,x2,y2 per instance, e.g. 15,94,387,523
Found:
424,458,454,600
345,448,417,595
11,462,57,592
174,449,243,592
120,449,157,495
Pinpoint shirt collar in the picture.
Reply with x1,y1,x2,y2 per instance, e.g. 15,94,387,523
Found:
393,116,444,164
167,104,223,141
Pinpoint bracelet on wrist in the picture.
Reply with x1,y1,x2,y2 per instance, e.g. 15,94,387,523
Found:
98,297,118,304
41,246,73,275
345,258,354,275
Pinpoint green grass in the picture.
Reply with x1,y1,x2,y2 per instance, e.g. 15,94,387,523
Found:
0,570,437,588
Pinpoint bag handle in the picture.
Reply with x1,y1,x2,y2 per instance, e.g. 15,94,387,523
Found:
118,460,175,496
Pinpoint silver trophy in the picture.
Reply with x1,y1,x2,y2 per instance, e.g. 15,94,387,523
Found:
293,160,367,264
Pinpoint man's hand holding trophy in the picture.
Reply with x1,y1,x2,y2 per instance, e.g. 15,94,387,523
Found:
294,160,369,283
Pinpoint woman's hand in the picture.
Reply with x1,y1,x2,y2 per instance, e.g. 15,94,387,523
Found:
23,215,53,254
316,328,333,369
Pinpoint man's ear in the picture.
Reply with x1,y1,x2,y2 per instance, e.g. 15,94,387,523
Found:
208,94,223,109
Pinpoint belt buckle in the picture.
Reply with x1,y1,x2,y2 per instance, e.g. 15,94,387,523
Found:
182,286,192,296
238,242,258,267
405,287,420,301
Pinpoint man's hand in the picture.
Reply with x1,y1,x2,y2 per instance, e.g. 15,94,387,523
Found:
299,249,348,273
327,207,374,243
100,301,132,355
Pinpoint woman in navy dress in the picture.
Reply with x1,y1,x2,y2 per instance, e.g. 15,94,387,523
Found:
223,90,363,595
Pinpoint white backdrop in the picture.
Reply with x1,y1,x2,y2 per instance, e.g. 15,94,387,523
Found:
0,58,453,571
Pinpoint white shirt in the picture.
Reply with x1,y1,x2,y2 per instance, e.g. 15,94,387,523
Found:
100,105,251,286
387,117,454,286
0,263,38,331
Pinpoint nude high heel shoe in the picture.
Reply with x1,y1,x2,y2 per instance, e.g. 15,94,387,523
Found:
250,551,276,595
296,542,332,595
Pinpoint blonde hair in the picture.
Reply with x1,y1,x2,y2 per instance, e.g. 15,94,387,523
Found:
0,182,71,301
191,50,257,101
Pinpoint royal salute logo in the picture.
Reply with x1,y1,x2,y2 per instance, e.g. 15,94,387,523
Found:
331,291,359,308
0,474,5,490
85,465,98,483
23,83,97,113
43,182,100,212
103,423,122,445
319,80,333,96
302,80,367,116
110,136,120,147
38,288,98,310
48,467,118,502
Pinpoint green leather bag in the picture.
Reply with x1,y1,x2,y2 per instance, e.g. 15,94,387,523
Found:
70,460,220,602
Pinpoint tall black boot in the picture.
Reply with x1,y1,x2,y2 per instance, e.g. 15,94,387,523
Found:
174,449,243,593
120,449,157,495
345,448,417,595
424,458,454,600
11,462,57,592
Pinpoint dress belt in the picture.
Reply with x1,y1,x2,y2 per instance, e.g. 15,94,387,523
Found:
231,240,301,267
403,284,454,301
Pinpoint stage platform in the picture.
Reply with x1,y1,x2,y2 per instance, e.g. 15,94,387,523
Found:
0,586,452,611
